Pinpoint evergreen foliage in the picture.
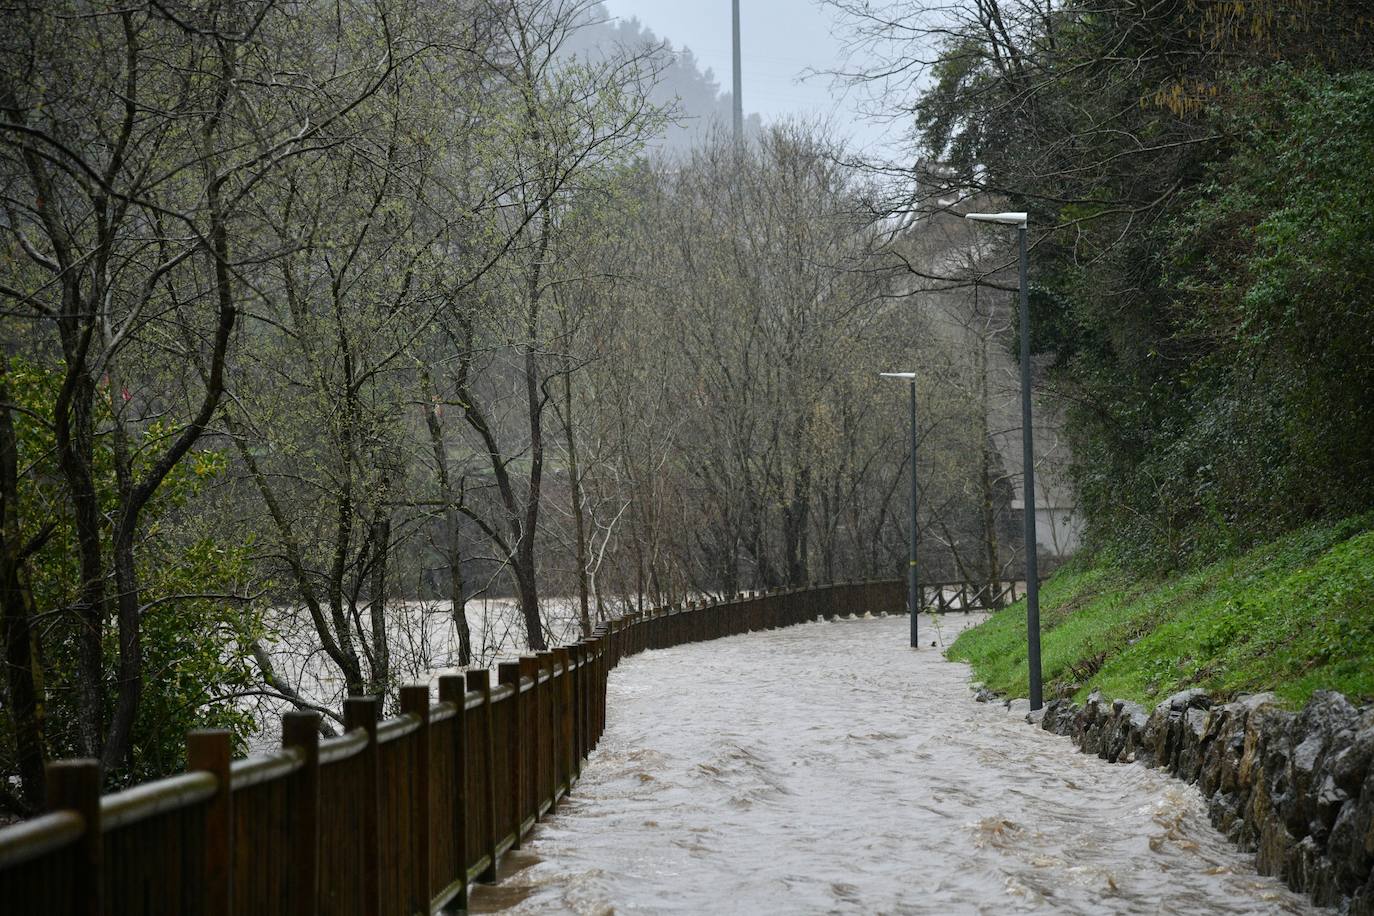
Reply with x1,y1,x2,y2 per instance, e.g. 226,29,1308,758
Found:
865,0,1374,565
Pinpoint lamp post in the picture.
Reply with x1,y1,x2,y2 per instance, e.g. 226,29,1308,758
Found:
963,210,1043,710
880,371,920,649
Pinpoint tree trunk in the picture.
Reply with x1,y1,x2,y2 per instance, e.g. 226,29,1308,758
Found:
55,373,105,760
513,544,546,651
447,529,471,666
0,376,47,809
367,500,391,693
558,337,592,638
420,370,474,667
783,466,812,586
516,216,551,650
103,528,143,772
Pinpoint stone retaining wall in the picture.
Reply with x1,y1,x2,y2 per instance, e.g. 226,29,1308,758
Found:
981,686,1374,913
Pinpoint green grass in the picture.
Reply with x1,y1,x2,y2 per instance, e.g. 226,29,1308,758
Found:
948,514,1374,708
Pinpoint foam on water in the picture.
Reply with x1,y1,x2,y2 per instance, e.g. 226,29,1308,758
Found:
473,614,1314,915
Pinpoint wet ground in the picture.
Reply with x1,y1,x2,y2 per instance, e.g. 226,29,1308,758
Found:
470,614,1314,914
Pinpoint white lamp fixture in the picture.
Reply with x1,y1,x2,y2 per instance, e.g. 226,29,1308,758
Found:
964,211,1028,228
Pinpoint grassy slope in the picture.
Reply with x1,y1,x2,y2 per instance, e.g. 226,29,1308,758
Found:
948,515,1374,708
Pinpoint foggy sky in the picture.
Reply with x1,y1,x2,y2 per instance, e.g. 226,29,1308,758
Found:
601,0,900,157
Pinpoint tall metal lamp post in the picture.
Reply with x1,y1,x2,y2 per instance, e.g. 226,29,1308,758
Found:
880,372,920,649
963,210,1043,710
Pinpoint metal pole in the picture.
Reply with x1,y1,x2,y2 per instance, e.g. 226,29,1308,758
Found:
731,0,743,146
1017,225,1043,709
908,378,919,648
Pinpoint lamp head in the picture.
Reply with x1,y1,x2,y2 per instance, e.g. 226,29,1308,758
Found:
964,211,1027,228
879,372,917,380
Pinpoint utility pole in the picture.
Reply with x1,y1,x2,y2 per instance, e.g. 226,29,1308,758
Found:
732,0,743,146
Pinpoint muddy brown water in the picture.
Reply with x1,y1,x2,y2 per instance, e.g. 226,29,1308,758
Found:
470,614,1314,914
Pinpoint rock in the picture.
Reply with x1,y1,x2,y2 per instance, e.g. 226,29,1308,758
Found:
1151,689,1212,775
1327,797,1369,895
1354,882,1374,916
1210,787,1244,843
1243,704,1296,860
1041,698,1078,736
1284,691,1360,843
1197,702,1242,797
1315,775,1350,840
1254,806,1295,878
1079,691,1112,757
1177,707,1211,782
1006,698,1031,716
1165,688,1212,712
1026,705,1048,726
1332,726,1374,797
1099,700,1146,763
1225,695,1280,794
1038,698,1067,731
1329,761,1374,898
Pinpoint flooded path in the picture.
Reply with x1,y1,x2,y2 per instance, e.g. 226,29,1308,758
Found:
473,615,1314,914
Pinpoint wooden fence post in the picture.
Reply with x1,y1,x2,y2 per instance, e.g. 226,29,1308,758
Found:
343,697,382,916
187,729,232,916
465,670,499,884
600,634,609,740
537,652,558,809
281,711,321,916
518,656,542,819
437,675,469,912
557,649,574,792
499,661,525,848
566,646,583,781
46,758,101,916
400,684,432,915
554,650,568,798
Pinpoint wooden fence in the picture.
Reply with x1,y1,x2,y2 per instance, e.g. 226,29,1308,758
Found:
920,579,1037,613
0,579,904,915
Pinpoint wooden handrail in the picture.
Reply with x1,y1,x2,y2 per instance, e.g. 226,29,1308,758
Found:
317,726,369,765
0,812,83,869
230,747,304,790
0,579,906,915
100,771,218,831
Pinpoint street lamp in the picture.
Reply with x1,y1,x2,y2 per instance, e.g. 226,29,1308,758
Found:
879,371,920,649
963,210,1044,710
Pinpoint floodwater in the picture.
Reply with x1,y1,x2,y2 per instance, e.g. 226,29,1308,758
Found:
248,598,586,750
472,614,1315,915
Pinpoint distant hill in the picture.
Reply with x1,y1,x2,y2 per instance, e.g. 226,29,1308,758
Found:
563,4,762,155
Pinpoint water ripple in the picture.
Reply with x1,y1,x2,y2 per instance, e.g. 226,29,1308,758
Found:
471,615,1314,915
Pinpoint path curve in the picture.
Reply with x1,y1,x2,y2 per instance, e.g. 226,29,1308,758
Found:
475,615,1314,915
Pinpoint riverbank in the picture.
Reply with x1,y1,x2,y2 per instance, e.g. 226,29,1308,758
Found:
949,513,1374,709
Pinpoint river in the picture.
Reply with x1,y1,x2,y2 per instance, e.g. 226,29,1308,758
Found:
471,613,1315,914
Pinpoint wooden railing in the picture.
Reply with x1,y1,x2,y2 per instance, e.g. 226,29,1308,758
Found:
0,579,903,915
920,579,1038,613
